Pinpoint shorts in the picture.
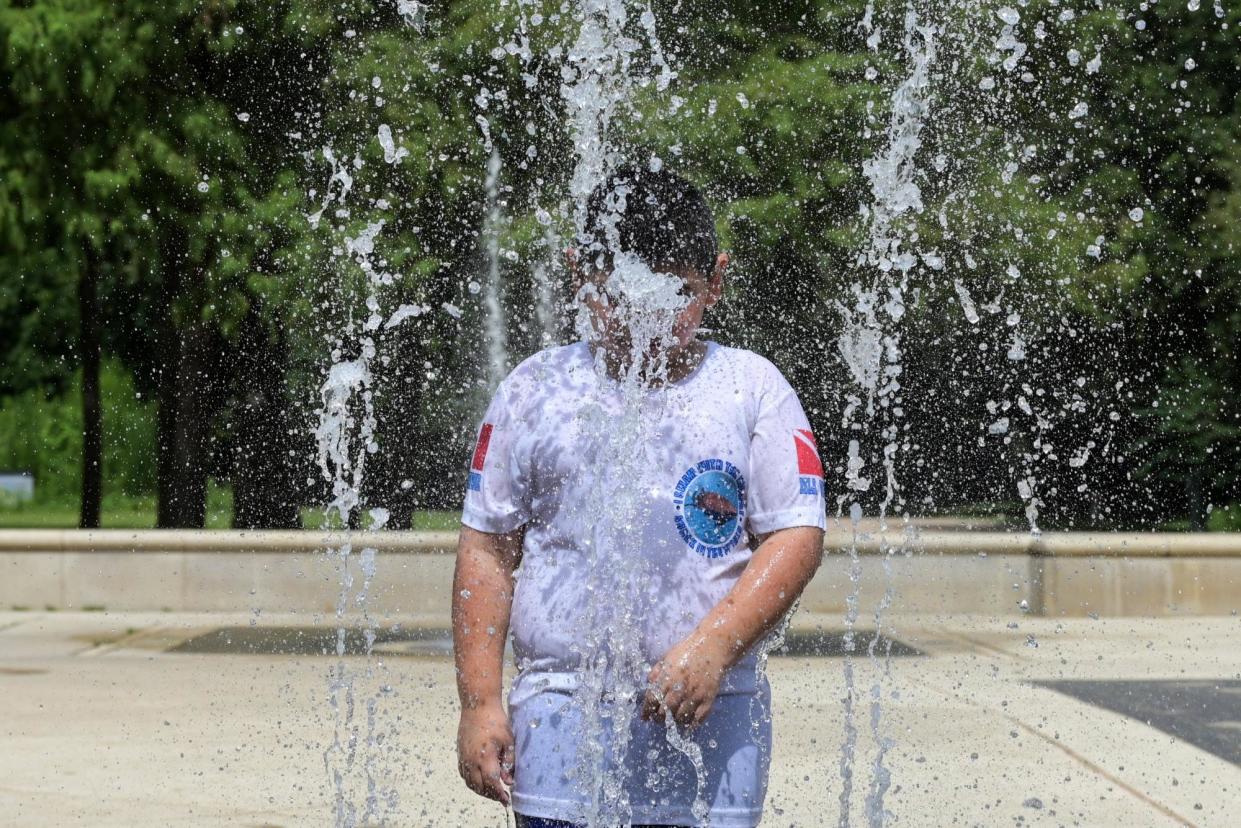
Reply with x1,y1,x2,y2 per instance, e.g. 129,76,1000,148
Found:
509,674,771,828
516,817,685,828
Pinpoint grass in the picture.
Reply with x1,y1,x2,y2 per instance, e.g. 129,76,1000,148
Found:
9,484,1231,535
299,507,460,532
0,481,234,529
0,481,460,531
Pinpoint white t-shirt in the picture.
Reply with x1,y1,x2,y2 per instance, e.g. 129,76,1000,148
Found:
462,340,826,826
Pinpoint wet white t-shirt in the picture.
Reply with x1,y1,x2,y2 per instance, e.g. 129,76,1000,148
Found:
462,340,826,826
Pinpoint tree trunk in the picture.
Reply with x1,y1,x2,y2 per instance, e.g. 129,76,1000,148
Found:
231,309,303,529
1186,467,1207,531
156,321,213,528
155,231,184,528
360,323,433,529
78,244,103,529
155,230,210,529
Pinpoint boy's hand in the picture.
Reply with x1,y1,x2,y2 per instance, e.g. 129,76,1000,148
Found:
641,632,730,729
456,702,515,805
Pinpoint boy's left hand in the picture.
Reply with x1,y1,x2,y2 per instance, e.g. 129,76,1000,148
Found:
641,632,730,729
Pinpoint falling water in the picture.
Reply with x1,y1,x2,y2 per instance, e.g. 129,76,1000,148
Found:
294,0,1225,823
838,4,938,825
483,149,511,391
553,3,715,825
311,127,407,828
316,230,397,826
565,249,708,826
532,226,563,347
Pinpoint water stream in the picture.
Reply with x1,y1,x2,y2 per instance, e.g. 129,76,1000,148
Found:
483,149,512,391
301,0,1229,824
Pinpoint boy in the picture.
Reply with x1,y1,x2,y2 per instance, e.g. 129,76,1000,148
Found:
453,165,826,827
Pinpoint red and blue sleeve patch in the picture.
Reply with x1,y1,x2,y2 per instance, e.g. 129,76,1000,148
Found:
794,429,824,496
467,423,493,492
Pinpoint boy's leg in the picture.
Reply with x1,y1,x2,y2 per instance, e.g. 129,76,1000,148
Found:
514,819,687,828
513,816,580,828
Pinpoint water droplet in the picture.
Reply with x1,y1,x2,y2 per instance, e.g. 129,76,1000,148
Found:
1129,207,1145,222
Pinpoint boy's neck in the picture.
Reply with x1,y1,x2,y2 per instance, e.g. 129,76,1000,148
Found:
593,338,709,387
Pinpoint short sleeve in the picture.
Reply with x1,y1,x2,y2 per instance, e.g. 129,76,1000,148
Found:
746,366,828,536
461,380,530,534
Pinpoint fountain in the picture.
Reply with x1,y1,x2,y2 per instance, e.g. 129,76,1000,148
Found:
303,0,1238,825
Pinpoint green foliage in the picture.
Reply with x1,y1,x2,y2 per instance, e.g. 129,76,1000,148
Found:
0,378,82,501
0,360,156,501
0,482,234,529
0,0,1238,528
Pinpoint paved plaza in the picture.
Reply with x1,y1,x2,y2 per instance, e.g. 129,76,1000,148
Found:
1,610,1238,827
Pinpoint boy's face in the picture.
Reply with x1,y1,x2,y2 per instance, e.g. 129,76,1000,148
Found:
571,252,728,359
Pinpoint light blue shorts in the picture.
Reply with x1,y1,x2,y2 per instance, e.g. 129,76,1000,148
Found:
509,678,772,828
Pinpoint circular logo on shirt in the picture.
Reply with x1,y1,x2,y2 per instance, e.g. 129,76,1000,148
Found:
672,459,747,558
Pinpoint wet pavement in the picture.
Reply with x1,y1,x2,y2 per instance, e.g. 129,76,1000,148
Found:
1,610,1238,826
1036,679,1241,766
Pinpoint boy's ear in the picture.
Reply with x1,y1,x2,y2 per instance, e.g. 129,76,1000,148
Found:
706,252,729,303
565,248,583,287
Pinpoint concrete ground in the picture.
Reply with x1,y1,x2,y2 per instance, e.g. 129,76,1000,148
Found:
1,611,1238,827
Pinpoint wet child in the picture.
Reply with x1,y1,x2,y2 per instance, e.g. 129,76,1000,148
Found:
453,165,827,827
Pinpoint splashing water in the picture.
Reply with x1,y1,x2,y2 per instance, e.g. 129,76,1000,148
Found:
311,106,408,824
567,249,703,827
532,226,563,348
395,0,426,31
316,213,396,826
553,4,719,824
293,0,1230,822
483,149,511,391
838,5,937,825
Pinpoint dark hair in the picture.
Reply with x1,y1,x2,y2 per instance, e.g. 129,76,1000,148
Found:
580,164,718,277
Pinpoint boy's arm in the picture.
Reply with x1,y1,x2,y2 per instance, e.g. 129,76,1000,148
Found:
453,524,524,805
642,525,824,727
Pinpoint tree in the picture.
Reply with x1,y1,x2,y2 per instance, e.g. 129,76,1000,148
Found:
0,0,156,525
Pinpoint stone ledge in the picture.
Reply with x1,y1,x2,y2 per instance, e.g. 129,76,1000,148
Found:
2,528,1240,557
3,544,1239,618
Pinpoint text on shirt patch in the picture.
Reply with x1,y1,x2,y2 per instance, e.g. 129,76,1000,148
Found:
467,423,493,492
795,429,824,496
672,458,748,558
